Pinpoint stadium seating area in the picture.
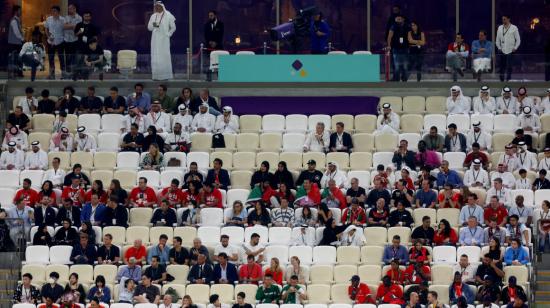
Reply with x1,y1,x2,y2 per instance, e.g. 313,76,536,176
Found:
11,92,542,308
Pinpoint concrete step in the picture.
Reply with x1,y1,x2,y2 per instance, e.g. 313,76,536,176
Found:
537,281,550,291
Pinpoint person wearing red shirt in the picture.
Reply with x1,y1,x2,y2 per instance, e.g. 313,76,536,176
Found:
200,183,223,208
408,241,431,265
182,181,201,206
38,181,57,206
437,183,460,209
84,180,108,204
404,262,431,284
386,259,406,284
376,276,405,305
61,176,85,207
484,195,508,226
341,198,367,225
13,178,39,207
129,177,158,208
160,179,185,207
446,33,470,81
239,255,262,284
124,239,147,264
433,219,458,246
348,275,375,304
264,257,284,285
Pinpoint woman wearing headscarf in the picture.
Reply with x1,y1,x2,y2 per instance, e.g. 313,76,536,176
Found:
142,125,165,153
340,225,366,246
319,218,349,246
251,161,276,189
273,161,295,190
148,1,176,81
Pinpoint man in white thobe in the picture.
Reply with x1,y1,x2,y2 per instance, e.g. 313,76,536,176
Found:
122,106,146,134
320,162,347,189
498,144,519,173
148,1,176,81
191,103,216,133
473,86,495,114
517,106,540,133
515,141,537,172
496,86,518,114
375,103,400,135
49,127,74,152
491,163,516,189
74,126,97,152
539,148,550,172
466,121,491,152
2,126,28,151
214,106,239,134
446,85,470,114
0,141,24,170
24,141,48,170
463,158,489,189
173,104,193,132
145,101,172,138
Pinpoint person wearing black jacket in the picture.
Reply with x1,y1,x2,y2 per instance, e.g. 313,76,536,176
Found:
102,196,128,228
205,158,231,190
296,159,323,187
319,218,349,246
187,253,213,284
273,161,295,189
34,197,57,227
213,253,238,284
56,198,81,227
151,200,177,226
250,161,276,189
54,219,79,246
189,89,220,115
388,201,414,227
329,122,353,153
392,140,416,170
204,11,224,50
63,164,90,187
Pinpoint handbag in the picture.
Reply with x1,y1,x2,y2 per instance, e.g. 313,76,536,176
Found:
212,133,226,148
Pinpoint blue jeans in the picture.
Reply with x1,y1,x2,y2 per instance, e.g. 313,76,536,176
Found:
392,51,408,81
209,108,221,116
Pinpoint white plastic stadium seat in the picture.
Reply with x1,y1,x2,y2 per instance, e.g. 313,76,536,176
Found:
236,51,255,55
97,133,121,152
268,227,292,245
116,152,140,170
456,246,481,263
443,152,466,170
101,114,124,133
220,226,245,244
210,50,230,72
470,114,494,132
49,245,73,264
447,114,470,133
346,171,370,188
398,133,421,151
187,152,210,170
20,170,43,189
313,246,336,265
423,114,447,133
308,115,331,132
200,208,224,226
286,114,308,133
493,114,518,133
117,50,137,78
264,245,289,264
510,189,535,206
432,246,457,264
283,133,306,152
197,226,221,245
352,51,372,55
163,152,187,169
535,189,550,207
372,152,394,168
25,245,50,264
289,246,313,265
262,114,285,133
137,170,161,188
328,51,347,55
244,225,269,244
78,114,101,134
0,170,20,188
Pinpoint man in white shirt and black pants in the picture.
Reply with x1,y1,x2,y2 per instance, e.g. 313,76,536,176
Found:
496,15,520,82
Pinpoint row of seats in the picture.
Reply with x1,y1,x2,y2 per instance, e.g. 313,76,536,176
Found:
25,111,550,136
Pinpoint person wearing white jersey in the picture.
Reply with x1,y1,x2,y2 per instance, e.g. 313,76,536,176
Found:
191,103,216,133
214,106,239,134
516,106,540,133
446,85,470,114
472,86,495,114
173,104,193,132
375,103,400,135
495,86,518,114
303,122,330,152
24,141,47,170
74,126,97,152
165,123,191,152
145,100,172,138
496,14,521,82
0,141,24,170
466,121,491,152
463,159,489,189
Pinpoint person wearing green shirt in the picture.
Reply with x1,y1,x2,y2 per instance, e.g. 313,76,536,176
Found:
153,84,174,113
281,275,307,304
255,274,280,304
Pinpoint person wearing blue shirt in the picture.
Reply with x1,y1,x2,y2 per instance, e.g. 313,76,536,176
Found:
87,275,111,303
310,12,330,54
436,160,463,188
213,252,239,284
382,235,409,264
459,217,484,246
459,194,484,226
471,30,493,82
504,238,530,265
116,258,142,282
127,83,151,114
415,179,437,208
449,272,475,305
80,193,107,226
147,234,171,265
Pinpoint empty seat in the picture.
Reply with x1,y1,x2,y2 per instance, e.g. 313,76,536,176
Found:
256,152,279,171
268,227,292,245
49,245,73,264
387,226,411,244
187,152,210,170
494,114,518,133
259,133,282,152
150,226,174,244
230,170,253,189
283,133,306,152
423,114,447,133
210,283,235,303
364,227,387,246
200,208,224,226
336,246,360,265
402,96,426,113
210,152,233,169
101,114,124,133
97,133,121,151
374,134,398,151
352,133,375,152
93,152,117,170
349,152,372,171
326,152,350,170
125,226,150,245
306,284,331,304
94,264,118,284
113,170,137,189
431,264,454,284
357,264,382,284
289,246,313,265
190,133,212,151
20,170,43,188
414,208,437,226
221,226,245,244
313,246,336,265
354,115,377,133
262,114,285,133
437,208,460,226
70,264,94,284
398,133,421,151
174,227,197,246
25,245,49,264
160,170,184,187
116,152,140,170
302,152,326,169
426,96,446,113
286,114,308,133
400,115,423,133
379,96,403,113
186,284,210,304
443,152,466,170
128,208,153,227
432,246,457,264
239,115,262,133
331,114,354,131
197,226,221,245
32,114,55,132
280,152,303,170
457,246,481,263
236,133,260,151
78,114,101,134
48,151,71,169
163,152,187,169
264,245,289,264
372,152,393,169
447,114,470,133
233,152,255,170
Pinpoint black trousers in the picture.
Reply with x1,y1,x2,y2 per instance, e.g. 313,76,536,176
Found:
64,41,79,73
47,42,65,76
498,52,513,81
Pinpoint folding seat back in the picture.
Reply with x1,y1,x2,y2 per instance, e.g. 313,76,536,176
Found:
431,264,454,284
354,114,377,133
379,97,403,113
372,152,394,169
423,114,447,133
150,226,174,244
234,284,258,304
308,115,331,132
326,152,349,170
256,152,279,171
174,226,197,246
210,284,235,303
230,170,253,189
398,133,421,151
186,284,211,304
346,170,370,188
239,115,262,133
21,264,46,284
97,133,120,151
436,208,460,226
264,245,289,264
262,114,285,133
268,226,292,245
128,208,153,227
187,152,210,170
70,264,94,284
236,133,260,151
71,151,94,170
101,114,124,133
116,152,140,170
360,246,384,264
313,246,336,264
283,133,306,152
160,170,184,187
221,226,245,244
456,246,481,263
137,170,161,188
102,226,126,245
200,208,224,226
93,152,117,170
352,133,375,152
414,208,437,226
374,134,398,152
259,133,282,152
78,114,101,133
197,226,221,245
125,226,150,244
494,114,518,133
285,114,308,133
432,246,457,264
233,152,255,170
400,115,423,134
288,246,313,265
166,265,190,284
280,152,303,170
331,114,354,131
210,152,233,169
309,265,333,284
94,264,118,284
32,114,55,132
357,264,381,284
333,264,358,283
302,152,326,169
443,152,467,170
330,284,353,303
49,245,73,264
48,151,71,169
402,96,426,113
425,96,447,113
363,227,387,246
190,133,212,152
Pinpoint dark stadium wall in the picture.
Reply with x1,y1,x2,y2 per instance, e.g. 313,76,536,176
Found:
0,0,18,69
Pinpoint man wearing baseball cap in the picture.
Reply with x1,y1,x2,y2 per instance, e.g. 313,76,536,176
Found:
496,86,517,114
348,275,375,304
295,159,323,187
